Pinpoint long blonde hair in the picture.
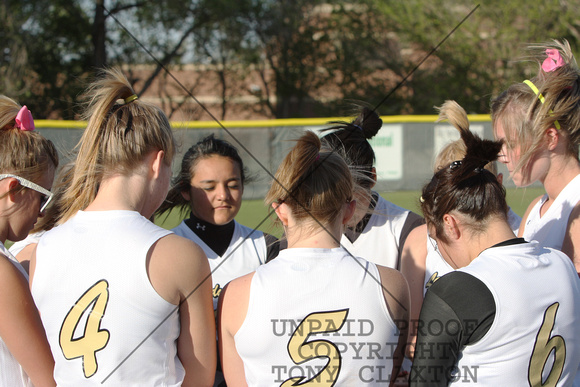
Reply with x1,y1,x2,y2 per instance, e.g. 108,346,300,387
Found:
491,39,580,179
57,68,175,224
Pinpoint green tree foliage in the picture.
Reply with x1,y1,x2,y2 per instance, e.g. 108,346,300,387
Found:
374,0,580,114
1,0,93,119
2,0,580,119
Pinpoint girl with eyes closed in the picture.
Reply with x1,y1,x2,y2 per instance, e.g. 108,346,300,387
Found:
156,134,280,311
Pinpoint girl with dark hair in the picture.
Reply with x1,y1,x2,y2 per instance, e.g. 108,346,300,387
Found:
320,107,424,270
491,40,580,274
156,134,279,312
410,101,580,386
218,131,409,386
401,108,522,363
0,96,57,387
29,69,216,385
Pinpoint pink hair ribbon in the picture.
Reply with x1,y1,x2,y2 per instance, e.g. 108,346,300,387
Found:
542,49,564,72
15,106,35,131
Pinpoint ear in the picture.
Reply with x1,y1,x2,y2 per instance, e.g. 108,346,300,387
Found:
6,178,20,204
442,213,461,241
496,172,504,185
370,167,377,189
272,202,289,226
181,190,191,201
151,150,165,179
546,127,559,151
342,199,356,225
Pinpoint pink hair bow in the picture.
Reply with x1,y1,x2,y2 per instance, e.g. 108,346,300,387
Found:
15,105,35,131
542,49,564,72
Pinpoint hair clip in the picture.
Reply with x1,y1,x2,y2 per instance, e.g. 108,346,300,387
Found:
542,49,564,73
315,153,320,162
523,80,561,130
124,94,138,104
351,124,363,131
15,106,35,131
449,160,462,170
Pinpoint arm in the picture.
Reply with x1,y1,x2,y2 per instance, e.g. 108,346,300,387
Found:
400,224,428,360
12,243,36,275
218,273,253,387
561,201,580,275
518,195,543,238
397,212,425,268
0,254,55,387
409,272,495,387
150,235,216,387
377,265,410,387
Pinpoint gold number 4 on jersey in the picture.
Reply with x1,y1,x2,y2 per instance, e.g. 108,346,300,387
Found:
59,280,111,378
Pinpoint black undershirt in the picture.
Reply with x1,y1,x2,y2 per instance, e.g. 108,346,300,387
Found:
410,238,527,386
185,212,281,262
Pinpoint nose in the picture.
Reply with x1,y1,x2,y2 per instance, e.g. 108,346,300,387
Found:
217,185,231,200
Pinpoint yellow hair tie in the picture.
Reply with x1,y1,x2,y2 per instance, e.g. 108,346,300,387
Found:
124,94,138,104
523,80,561,130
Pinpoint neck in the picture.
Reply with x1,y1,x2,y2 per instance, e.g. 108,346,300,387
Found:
466,218,517,262
542,153,580,201
85,174,150,216
286,220,343,249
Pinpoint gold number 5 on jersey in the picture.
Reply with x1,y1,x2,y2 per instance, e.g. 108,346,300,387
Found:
281,309,349,386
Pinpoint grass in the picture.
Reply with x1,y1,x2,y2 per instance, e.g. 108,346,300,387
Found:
155,187,546,233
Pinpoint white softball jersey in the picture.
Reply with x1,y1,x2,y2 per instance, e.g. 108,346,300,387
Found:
8,230,45,258
341,195,418,270
523,174,580,250
234,247,401,385
172,220,266,310
455,241,580,386
32,210,184,386
423,208,520,296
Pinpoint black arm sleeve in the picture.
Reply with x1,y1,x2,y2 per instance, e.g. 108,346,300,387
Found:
396,211,425,270
409,271,496,386
264,232,282,263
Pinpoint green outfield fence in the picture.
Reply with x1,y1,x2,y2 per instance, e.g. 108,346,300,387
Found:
38,113,532,200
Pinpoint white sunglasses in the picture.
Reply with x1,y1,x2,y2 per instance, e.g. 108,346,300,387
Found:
0,174,53,212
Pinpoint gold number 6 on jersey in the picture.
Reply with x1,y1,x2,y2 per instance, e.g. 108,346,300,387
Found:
528,302,566,387
59,280,111,378
281,309,349,386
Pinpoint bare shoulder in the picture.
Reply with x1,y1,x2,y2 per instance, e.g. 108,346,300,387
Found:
376,264,410,320
148,234,210,305
218,272,255,335
376,265,409,297
220,272,254,315
153,233,207,264
562,201,580,273
0,253,28,290
566,201,580,226
401,224,427,266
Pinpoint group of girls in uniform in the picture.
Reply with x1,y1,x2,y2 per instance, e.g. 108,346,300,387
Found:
1,38,580,387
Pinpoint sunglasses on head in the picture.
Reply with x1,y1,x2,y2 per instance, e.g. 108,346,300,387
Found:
0,174,53,212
